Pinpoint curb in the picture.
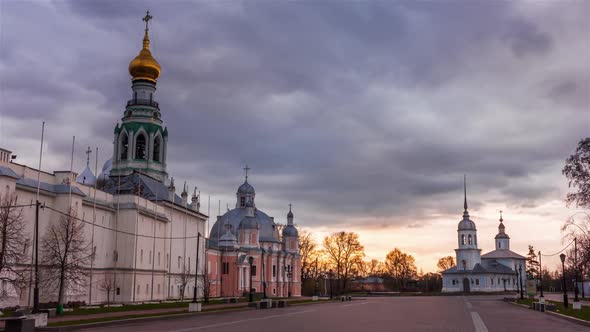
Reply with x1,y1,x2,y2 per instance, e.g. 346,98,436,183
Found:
506,301,590,328
36,300,329,331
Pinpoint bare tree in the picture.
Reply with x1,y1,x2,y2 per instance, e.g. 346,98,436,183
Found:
97,273,118,306
384,248,417,291
175,266,191,301
436,256,455,272
563,137,590,208
322,231,364,291
363,259,384,277
0,193,30,298
202,265,212,303
41,207,92,307
298,231,317,279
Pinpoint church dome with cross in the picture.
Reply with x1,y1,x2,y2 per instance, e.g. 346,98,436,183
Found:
209,167,297,247
128,11,161,83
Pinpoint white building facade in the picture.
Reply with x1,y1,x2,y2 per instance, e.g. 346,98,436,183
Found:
0,16,207,307
442,180,526,293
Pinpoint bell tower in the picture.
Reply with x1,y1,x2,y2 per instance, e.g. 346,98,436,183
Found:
455,176,481,271
111,11,168,182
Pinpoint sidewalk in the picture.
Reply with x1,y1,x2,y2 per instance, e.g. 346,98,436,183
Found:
48,301,248,325
41,297,313,326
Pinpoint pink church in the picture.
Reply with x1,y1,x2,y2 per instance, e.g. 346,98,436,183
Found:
205,174,301,298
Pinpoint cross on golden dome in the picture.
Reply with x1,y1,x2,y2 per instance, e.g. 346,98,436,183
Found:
143,10,152,32
128,10,161,83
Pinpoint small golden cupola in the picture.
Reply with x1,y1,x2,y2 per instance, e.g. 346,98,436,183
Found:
128,11,161,83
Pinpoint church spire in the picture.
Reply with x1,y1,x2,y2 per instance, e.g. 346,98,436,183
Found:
463,174,470,219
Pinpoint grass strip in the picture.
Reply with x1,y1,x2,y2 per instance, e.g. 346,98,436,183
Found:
515,298,590,321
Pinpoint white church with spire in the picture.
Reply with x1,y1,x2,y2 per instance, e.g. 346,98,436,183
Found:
441,178,526,293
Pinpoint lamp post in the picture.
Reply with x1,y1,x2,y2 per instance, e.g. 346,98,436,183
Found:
248,256,254,302
574,238,580,304
192,233,201,303
329,269,333,300
287,265,292,297
261,249,267,299
539,251,544,302
514,264,519,295
560,253,568,309
518,264,524,300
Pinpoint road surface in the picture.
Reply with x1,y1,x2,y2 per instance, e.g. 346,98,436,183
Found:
78,296,587,332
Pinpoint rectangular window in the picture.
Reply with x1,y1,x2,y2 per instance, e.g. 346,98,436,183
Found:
475,279,479,286
491,278,494,285
149,251,152,264
140,249,144,264
222,262,229,275
272,265,276,278
208,261,211,273
251,265,257,277
158,252,161,266
178,256,181,269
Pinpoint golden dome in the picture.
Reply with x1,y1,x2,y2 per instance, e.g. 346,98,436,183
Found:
128,30,161,83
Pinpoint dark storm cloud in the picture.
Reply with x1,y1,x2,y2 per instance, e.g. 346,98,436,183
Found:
1,1,587,228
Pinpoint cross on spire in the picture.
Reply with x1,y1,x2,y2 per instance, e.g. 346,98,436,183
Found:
243,164,251,181
289,203,292,212
85,146,92,167
499,209,504,222
142,10,153,32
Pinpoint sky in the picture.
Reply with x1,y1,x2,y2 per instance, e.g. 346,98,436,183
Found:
0,0,589,273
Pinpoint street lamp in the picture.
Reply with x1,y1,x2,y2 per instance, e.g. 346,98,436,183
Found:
518,264,524,300
192,233,201,303
574,238,580,304
539,251,544,302
328,269,333,300
287,265,292,297
560,253,569,309
514,264,519,295
248,256,254,303
261,249,267,299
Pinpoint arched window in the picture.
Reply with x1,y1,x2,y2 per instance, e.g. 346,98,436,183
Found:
468,234,472,245
474,235,477,245
120,133,129,160
498,241,501,249
462,260,466,270
135,133,146,160
461,234,466,245
153,136,161,162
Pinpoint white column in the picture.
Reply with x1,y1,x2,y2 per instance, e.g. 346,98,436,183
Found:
128,131,134,160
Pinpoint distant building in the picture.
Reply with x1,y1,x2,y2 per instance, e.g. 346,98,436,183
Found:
349,277,387,292
441,179,526,293
206,173,301,298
